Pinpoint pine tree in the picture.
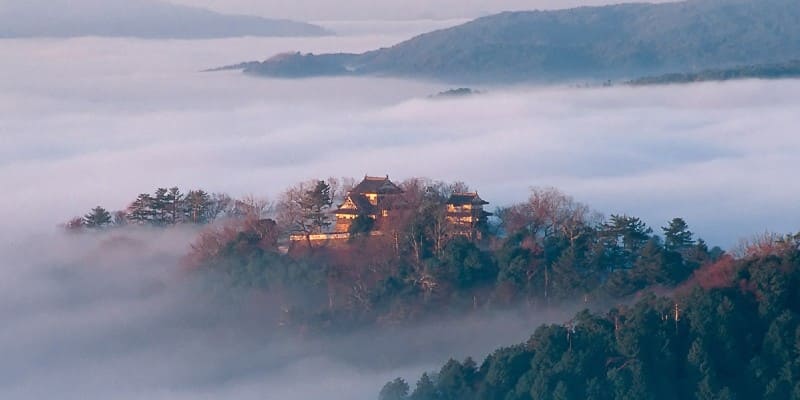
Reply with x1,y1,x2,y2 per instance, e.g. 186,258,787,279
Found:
662,218,695,252
301,180,333,234
152,188,169,225
380,378,410,400
166,186,184,224
185,189,211,224
83,206,112,229
411,373,438,400
127,193,154,224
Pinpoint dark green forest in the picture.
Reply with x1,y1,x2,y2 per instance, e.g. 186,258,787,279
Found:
380,242,800,400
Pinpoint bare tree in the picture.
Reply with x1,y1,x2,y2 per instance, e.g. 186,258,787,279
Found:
498,187,598,246
208,193,233,221
234,194,271,220
275,180,333,247
63,217,84,232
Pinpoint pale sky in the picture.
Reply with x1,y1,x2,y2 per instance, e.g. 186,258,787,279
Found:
167,0,678,21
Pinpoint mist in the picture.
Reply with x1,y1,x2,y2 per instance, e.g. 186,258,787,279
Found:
0,227,580,399
2,32,799,247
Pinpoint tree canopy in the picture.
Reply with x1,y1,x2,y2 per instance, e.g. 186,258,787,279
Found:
385,241,800,400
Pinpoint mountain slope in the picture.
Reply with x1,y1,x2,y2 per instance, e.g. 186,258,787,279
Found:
0,0,328,39
384,242,800,400
237,0,800,82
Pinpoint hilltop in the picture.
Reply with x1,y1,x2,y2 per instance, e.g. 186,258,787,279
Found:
224,0,800,83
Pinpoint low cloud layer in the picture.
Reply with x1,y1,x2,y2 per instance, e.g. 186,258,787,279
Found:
0,228,573,399
2,34,798,247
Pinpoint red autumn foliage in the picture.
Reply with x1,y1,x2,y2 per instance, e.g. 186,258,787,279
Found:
678,254,738,293
734,231,798,259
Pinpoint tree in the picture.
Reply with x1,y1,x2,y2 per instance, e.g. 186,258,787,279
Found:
437,359,476,400
113,211,128,227
599,215,654,271
301,180,333,233
166,186,184,224
348,215,375,236
83,206,112,229
151,188,170,225
498,187,598,247
411,373,438,400
380,378,410,400
276,180,333,247
437,237,497,290
185,189,211,224
147,186,184,225
127,193,153,224
64,216,84,231
208,192,233,221
662,218,695,252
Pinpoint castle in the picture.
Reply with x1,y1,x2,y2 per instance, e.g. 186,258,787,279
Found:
334,175,404,233
290,175,491,243
445,192,492,240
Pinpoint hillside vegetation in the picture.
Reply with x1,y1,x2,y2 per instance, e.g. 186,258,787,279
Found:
381,240,800,400
629,60,800,85
234,0,800,83
70,177,735,331
66,177,800,398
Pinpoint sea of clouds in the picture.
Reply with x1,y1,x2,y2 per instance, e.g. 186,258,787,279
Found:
1,227,574,399
1,21,799,399
1,29,798,246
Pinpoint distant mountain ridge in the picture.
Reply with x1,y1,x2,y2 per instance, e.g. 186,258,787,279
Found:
226,0,800,82
0,0,328,39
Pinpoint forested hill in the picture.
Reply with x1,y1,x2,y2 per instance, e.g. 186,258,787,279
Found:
67,178,800,399
628,60,800,85
381,241,800,400
70,178,749,332
230,0,800,83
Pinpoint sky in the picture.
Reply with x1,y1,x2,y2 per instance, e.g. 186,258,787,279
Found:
166,0,678,20
1,0,679,25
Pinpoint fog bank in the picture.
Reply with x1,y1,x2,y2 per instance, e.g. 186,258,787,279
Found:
2,36,798,247
0,228,575,399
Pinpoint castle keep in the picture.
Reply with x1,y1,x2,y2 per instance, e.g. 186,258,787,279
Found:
290,175,491,243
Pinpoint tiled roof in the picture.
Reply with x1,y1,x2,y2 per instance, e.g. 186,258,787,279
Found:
350,175,403,195
447,192,489,206
336,194,376,215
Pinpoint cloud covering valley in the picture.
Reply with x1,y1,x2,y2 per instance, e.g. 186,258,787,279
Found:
1,33,798,247
1,18,799,400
